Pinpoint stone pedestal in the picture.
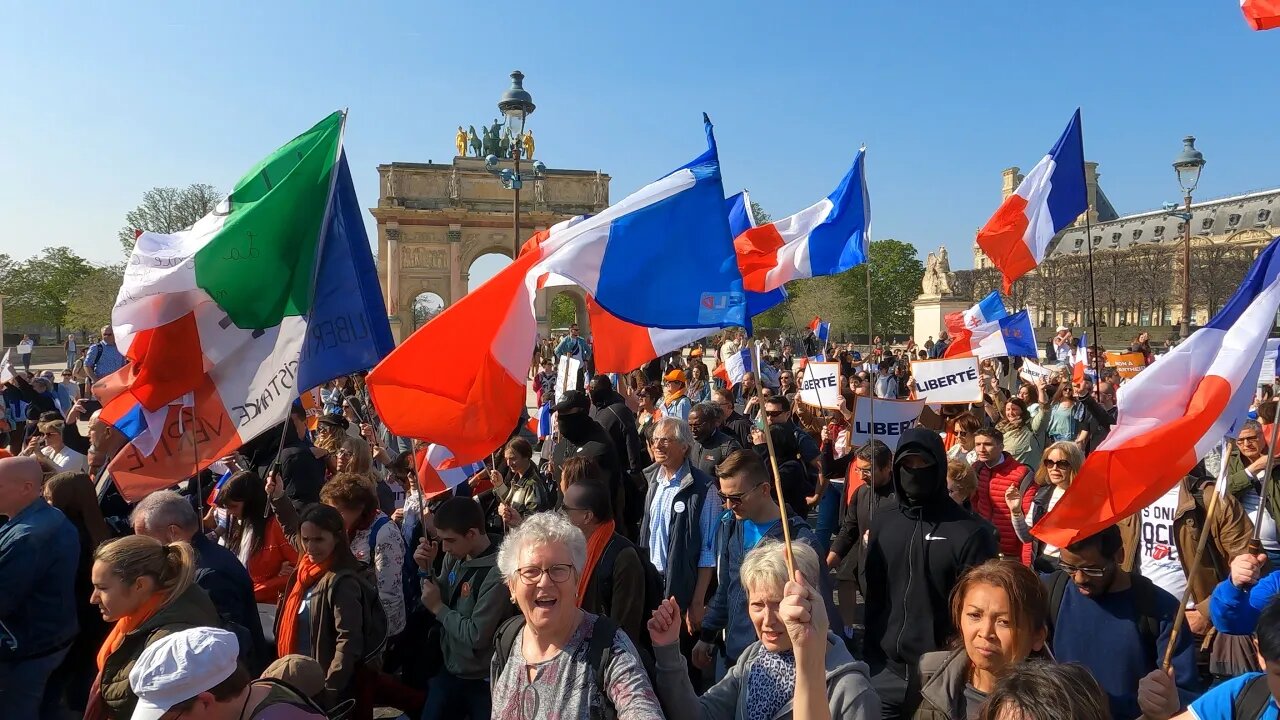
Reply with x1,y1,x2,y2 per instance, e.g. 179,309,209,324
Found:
913,295,969,348
388,315,404,345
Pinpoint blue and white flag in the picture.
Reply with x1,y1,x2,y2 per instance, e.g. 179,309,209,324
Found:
972,310,1038,359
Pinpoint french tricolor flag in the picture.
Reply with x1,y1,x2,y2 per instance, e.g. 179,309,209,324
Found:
809,317,831,343
976,110,1087,293
714,348,753,387
1034,235,1280,547
735,149,870,293
416,443,486,500
943,291,1007,357
1242,0,1280,29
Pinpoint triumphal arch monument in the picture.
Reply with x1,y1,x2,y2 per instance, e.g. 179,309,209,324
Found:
370,134,611,344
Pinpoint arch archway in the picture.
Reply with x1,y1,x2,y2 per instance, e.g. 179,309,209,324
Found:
538,286,590,341
468,252,513,292
412,291,445,330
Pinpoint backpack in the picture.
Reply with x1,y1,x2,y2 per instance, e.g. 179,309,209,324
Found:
493,613,621,720
86,341,104,372
330,568,389,663
1044,570,1163,668
1231,673,1274,719
593,535,663,679
369,514,421,612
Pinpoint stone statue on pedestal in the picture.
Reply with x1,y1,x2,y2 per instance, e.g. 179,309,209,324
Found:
922,245,956,297
499,130,511,159
523,131,534,159
468,126,481,157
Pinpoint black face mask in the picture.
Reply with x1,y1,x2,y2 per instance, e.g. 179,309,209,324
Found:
589,387,611,406
898,463,939,505
558,412,591,437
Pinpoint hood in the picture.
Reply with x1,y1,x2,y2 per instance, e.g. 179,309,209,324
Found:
891,427,949,508
589,388,625,410
821,631,868,676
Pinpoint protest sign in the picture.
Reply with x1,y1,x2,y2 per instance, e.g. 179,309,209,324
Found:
797,361,841,408
848,395,926,452
16,340,33,355
1018,360,1052,385
555,354,583,397
1260,338,1280,386
911,356,982,404
1103,351,1147,380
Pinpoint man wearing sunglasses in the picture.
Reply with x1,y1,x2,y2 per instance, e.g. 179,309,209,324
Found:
695,450,836,672
1048,525,1201,720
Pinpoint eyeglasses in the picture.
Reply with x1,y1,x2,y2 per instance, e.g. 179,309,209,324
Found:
854,466,874,477
1058,561,1107,578
1043,459,1074,470
561,504,587,513
720,485,761,507
515,564,574,585
763,410,786,418
1238,435,1261,444
652,436,678,446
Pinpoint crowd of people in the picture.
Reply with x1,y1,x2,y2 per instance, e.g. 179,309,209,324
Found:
4,321,1280,720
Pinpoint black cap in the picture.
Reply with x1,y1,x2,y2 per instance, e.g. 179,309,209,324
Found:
552,390,590,413
317,413,349,430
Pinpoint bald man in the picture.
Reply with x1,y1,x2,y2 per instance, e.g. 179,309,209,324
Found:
0,456,80,717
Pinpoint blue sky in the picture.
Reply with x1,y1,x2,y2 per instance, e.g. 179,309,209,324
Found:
2,1,1276,286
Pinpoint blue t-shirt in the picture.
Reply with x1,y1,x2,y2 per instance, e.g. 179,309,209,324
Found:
1189,672,1277,719
741,519,774,551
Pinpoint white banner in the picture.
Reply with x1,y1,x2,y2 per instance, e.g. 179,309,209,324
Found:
16,340,33,355
910,356,983,404
1261,338,1280,386
797,361,841,408
1018,360,1053,385
0,350,12,384
556,354,583,397
849,395,926,452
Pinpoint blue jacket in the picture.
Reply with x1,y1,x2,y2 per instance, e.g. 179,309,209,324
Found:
701,510,840,663
190,532,267,666
0,497,79,660
1209,570,1280,635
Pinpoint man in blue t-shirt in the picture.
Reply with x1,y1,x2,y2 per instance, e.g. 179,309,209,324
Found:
1180,594,1280,719
1049,525,1202,720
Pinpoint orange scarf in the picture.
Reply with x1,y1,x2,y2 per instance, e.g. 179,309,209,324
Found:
277,553,333,657
96,591,168,671
577,520,616,606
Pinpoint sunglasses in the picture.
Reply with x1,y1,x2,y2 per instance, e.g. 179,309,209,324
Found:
763,410,786,418
720,485,761,507
1043,459,1074,470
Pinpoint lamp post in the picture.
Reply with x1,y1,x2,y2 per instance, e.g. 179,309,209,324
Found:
485,70,545,258
1172,136,1205,341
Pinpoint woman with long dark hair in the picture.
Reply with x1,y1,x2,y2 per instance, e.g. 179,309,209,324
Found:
43,472,114,713
217,471,299,605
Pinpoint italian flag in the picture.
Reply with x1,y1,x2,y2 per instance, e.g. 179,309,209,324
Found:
102,112,345,500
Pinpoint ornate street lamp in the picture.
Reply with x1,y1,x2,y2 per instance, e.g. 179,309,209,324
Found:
485,71,545,257
1171,136,1206,340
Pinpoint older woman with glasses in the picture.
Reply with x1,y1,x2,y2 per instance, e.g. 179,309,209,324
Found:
1004,441,1084,571
490,511,663,720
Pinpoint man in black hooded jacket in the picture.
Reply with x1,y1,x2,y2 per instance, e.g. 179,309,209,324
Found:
862,427,998,718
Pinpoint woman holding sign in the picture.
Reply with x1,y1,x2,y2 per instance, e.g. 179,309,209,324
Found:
989,378,1049,471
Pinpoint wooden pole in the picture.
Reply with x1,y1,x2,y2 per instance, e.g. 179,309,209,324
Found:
1253,417,1280,541
753,338,795,577
1163,442,1229,670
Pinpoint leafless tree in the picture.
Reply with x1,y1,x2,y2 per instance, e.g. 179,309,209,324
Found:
118,183,223,253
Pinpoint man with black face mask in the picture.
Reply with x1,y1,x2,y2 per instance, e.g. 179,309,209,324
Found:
551,390,625,524
862,427,998,719
587,375,647,538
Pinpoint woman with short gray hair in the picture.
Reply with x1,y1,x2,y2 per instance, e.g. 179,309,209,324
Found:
490,512,662,720
648,539,880,720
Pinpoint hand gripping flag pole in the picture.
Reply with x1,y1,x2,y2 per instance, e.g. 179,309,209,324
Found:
1162,438,1230,670
1253,418,1280,545
752,338,795,578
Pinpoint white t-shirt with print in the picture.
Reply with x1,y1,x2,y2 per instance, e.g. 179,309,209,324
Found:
1138,484,1187,601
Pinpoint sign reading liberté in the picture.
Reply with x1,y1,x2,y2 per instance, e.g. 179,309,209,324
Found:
910,356,983,404
797,361,841,408
847,396,926,451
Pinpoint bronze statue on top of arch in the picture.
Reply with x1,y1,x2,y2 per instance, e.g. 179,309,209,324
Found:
455,123,534,159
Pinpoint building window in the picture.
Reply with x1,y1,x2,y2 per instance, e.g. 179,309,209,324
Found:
1260,209,1273,223
1201,218,1214,231
1177,222,1186,234
1154,225,1165,238
1111,232,1122,242
1093,236,1102,246
1132,229,1143,240
1229,213,1242,228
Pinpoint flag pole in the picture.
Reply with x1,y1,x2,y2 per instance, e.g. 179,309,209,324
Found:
752,337,796,577
1163,439,1230,670
190,401,204,517
1253,418,1280,541
1078,115,1106,384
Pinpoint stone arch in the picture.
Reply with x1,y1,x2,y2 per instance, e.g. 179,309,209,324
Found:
536,285,590,340
467,250,513,293
395,276,451,335
411,291,445,330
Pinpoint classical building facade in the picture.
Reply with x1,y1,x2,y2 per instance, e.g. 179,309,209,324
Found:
370,155,610,343
966,163,1280,332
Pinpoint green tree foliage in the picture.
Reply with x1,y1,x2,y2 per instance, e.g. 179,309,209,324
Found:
548,293,579,329
65,263,126,332
0,247,95,339
118,183,223,253
836,239,924,338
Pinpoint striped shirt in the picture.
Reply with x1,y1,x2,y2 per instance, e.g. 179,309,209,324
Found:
646,462,720,574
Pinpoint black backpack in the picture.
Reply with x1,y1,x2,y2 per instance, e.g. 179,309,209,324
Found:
593,535,663,679
1232,674,1274,719
1044,570,1163,668
493,614,622,720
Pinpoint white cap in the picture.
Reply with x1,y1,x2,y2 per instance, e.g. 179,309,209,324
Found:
1056,325,1070,333
129,627,240,720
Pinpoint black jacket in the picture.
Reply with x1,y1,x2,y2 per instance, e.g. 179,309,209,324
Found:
721,410,754,450
588,390,646,475
550,415,622,491
862,428,998,671
690,429,741,479
830,477,896,587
